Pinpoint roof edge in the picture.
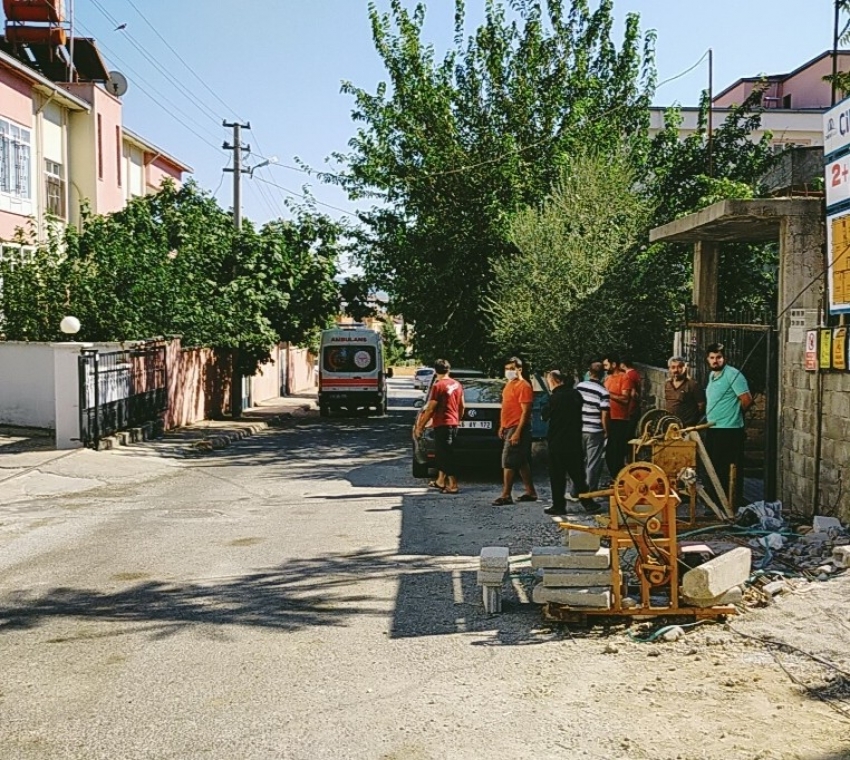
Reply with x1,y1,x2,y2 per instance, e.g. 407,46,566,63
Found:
123,127,194,174
0,49,91,111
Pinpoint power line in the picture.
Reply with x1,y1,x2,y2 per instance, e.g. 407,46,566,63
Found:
88,0,223,125
253,176,358,218
122,0,244,123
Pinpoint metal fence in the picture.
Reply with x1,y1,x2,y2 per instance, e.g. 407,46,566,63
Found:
78,342,167,449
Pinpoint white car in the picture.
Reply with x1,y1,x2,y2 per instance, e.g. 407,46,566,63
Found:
412,367,435,390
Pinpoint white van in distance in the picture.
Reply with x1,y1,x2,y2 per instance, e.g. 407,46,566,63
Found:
318,324,391,416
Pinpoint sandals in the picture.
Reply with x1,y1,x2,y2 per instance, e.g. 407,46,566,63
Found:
492,496,514,506
428,480,445,490
517,493,539,503
442,488,460,495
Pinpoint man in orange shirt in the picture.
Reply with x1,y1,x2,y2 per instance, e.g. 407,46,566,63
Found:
603,353,636,480
492,357,539,506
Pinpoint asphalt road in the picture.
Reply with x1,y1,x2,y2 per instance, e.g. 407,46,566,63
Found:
0,378,844,759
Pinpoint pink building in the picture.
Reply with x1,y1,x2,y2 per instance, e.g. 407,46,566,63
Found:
713,50,850,111
0,27,191,243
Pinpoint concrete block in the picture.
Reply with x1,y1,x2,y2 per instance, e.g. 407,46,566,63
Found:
566,530,601,552
477,570,506,585
482,585,502,614
813,515,843,532
532,584,611,608
116,430,131,446
682,586,744,608
682,547,751,600
479,546,510,572
542,569,612,587
833,546,850,568
531,546,610,570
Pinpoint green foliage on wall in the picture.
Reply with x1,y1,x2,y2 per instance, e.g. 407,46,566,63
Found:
0,182,342,373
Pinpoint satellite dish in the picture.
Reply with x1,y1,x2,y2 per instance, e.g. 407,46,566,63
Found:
106,70,129,97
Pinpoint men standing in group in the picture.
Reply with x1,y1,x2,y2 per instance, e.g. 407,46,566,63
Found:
603,353,636,480
542,371,599,516
704,343,752,509
664,356,705,428
492,356,538,506
575,362,610,494
413,358,464,494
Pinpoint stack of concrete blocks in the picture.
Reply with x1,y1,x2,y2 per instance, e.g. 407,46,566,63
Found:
478,547,510,614
681,547,752,607
530,530,612,609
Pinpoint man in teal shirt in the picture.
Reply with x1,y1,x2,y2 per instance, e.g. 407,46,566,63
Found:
704,343,752,509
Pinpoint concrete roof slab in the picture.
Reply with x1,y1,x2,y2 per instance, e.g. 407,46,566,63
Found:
649,198,822,244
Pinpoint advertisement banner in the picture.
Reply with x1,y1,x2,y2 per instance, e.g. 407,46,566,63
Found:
826,209,850,315
805,329,818,371
834,326,847,371
820,329,833,370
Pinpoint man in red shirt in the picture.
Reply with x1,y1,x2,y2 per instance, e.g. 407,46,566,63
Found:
603,352,636,480
621,354,642,433
414,358,464,494
493,356,539,506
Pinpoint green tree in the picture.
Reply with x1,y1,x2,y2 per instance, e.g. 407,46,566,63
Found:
489,147,652,370
331,0,656,366
0,183,342,371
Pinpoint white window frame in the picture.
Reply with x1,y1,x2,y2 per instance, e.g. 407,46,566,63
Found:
0,117,32,202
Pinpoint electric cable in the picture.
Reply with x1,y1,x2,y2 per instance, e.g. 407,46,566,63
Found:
253,176,358,218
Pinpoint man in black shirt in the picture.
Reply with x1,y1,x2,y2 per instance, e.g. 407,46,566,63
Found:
663,356,705,427
542,370,600,516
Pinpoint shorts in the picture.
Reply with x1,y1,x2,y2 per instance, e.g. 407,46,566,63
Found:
433,425,459,476
501,425,531,470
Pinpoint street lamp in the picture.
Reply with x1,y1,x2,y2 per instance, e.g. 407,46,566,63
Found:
248,155,278,177
59,316,81,336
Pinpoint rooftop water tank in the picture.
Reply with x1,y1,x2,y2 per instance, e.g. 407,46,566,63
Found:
2,0,65,23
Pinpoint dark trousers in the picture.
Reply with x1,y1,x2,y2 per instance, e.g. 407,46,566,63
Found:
605,419,631,480
434,426,459,477
705,427,746,508
548,440,588,510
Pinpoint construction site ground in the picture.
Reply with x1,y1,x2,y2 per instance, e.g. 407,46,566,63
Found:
0,382,848,759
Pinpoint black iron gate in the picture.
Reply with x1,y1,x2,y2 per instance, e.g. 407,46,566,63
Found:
78,342,168,449
683,308,779,501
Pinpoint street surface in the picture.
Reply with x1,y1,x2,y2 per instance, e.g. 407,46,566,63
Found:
0,377,847,759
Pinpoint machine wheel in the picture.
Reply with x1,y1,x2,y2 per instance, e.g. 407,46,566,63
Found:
613,462,673,519
412,459,429,478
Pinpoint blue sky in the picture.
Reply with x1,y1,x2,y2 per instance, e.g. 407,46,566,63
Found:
66,1,839,224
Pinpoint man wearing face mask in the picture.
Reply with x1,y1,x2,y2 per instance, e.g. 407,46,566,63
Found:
492,357,538,506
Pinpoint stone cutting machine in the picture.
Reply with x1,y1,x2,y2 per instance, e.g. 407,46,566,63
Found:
545,461,736,623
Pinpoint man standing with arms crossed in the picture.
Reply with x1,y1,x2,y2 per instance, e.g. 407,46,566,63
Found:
492,357,538,505
704,343,752,509
664,355,705,427
414,359,464,494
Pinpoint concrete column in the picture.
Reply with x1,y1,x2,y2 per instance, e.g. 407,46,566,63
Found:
50,342,93,450
776,214,826,510
692,241,719,320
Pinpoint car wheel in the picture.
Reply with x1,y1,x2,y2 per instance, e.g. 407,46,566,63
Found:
412,459,429,478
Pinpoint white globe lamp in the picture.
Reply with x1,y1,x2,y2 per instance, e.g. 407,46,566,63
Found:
59,316,81,335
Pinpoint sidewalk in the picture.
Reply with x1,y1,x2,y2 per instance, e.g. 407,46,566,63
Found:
107,391,319,457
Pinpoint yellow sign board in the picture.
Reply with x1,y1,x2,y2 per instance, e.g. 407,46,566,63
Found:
820,329,833,370
834,327,848,370
827,211,850,314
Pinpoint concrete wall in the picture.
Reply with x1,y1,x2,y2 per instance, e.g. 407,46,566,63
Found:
251,345,282,403
287,346,315,393
0,65,35,238
0,342,56,427
164,341,228,430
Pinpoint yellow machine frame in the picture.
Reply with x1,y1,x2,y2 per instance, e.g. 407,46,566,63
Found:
545,462,735,623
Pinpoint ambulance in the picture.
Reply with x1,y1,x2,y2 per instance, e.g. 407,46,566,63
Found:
318,324,391,416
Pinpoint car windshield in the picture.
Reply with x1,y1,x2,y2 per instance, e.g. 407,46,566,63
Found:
461,379,505,404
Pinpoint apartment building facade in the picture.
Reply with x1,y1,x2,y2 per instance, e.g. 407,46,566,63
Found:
650,50,850,150
0,45,191,244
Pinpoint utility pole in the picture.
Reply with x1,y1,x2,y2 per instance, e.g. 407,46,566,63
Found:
223,120,251,418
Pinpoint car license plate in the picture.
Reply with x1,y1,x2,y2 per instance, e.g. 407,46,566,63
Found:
460,421,492,429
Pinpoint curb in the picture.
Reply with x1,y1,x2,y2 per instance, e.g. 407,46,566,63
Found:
188,422,268,453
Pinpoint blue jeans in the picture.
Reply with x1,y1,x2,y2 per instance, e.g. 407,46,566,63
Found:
582,431,606,492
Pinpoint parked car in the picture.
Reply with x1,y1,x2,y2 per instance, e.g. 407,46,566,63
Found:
412,367,435,390
412,373,550,477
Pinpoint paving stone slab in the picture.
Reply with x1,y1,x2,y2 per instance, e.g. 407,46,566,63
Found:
682,547,751,600
531,545,610,570
479,546,510,571
542,568,612,587
532,584,611,608
477,570,507,585
566,530,602,551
